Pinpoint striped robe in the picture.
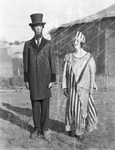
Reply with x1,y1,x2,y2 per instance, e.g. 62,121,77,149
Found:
62,52,98,135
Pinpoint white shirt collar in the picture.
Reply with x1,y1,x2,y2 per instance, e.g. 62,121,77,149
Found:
35,37,42,45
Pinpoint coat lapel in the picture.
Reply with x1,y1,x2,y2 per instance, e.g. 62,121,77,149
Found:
30,37,47,54
38,37,47,53
30,38,38,54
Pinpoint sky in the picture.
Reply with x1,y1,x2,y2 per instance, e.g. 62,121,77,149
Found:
0,0,115,42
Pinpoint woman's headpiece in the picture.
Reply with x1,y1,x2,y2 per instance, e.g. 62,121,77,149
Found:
74,31,86,43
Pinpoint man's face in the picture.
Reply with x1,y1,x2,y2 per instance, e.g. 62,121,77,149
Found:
33,24,43,38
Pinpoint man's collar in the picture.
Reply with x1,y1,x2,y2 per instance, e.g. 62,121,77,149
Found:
34,36,42,44
34,35,42,40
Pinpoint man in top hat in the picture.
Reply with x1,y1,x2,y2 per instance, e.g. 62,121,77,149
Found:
23,13,56,140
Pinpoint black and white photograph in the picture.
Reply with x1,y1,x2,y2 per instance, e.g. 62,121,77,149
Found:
0,0,115,150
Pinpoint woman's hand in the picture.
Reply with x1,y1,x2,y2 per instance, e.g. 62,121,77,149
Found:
63,88,69,97
89,88,93,95
93,82,98,90
90,82,98,95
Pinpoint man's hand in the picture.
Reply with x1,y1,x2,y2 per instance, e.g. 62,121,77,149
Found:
25,82,29,90
48,82,54,88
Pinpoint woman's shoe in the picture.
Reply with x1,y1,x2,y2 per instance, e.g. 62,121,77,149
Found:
64,131,72,137
77,135,84,141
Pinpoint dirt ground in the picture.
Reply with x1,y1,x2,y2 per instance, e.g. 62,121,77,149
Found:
0,86,115,150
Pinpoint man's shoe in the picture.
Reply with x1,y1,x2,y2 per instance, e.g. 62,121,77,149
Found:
75,134,84,141
30,131,43,139
38,132,43,138
43,130,52,142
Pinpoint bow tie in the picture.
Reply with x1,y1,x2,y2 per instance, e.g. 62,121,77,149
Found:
35,36,42,40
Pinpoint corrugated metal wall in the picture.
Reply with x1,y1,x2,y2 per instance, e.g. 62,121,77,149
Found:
52,17,115,77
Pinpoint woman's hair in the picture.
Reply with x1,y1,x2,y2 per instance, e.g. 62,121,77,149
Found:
71,38,84,48
80,42,84,48
71,31,86,48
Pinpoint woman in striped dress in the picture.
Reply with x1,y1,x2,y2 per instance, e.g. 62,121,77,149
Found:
62,31,98,140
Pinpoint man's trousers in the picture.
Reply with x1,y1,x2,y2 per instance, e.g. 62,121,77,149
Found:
31,98,49,133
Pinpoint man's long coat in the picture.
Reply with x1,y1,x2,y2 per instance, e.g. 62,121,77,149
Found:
23,37,56,100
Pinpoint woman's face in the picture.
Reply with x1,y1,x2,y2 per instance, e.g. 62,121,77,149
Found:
73,38,81,49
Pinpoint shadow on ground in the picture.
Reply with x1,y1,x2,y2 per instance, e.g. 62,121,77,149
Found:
0,107,33,133
1,102,65,134
2,102,32,117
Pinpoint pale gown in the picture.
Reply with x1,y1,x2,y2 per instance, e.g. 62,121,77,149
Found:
62,52,98,135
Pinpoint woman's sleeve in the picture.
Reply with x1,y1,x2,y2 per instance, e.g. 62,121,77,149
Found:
89,56,96,90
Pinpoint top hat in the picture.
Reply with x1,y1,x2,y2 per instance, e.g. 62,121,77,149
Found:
29,13,46,27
